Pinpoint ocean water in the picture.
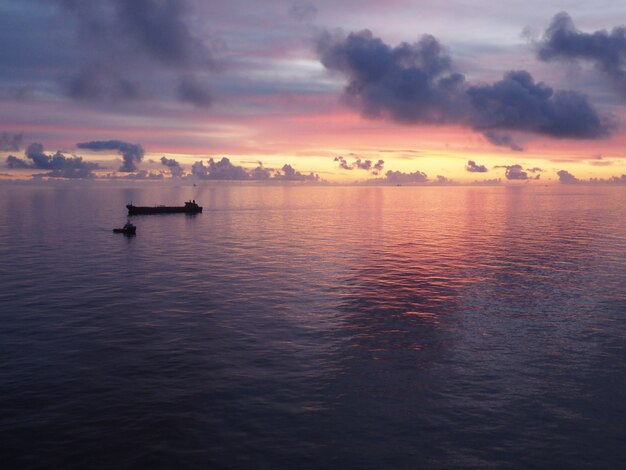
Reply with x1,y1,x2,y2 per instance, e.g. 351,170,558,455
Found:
0,183,625,469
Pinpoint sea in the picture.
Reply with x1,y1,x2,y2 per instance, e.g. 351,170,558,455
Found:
1,183,625,469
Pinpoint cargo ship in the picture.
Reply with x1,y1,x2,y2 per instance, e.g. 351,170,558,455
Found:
127,200,203,215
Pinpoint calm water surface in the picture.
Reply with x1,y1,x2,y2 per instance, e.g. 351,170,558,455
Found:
1,184,625,468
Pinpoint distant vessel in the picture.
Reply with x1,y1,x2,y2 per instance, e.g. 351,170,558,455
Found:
127,200,203,215
113,221,137,235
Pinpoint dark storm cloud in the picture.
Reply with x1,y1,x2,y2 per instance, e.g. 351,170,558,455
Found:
317,29,613,139
385,169,428,184
537,12,626,97
0,131,23,151
160,156,184,177
317,30,466,123
466,160,488,173
466,70,611,138
6,142,98,178
77,140,144,172
50,0,214,105
557,169,580,183
483,131,523,151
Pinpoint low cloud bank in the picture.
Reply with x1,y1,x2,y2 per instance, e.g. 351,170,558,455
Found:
6,143,99,178
191,157,319,181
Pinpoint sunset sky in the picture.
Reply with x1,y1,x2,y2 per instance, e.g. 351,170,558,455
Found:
2,0,626,183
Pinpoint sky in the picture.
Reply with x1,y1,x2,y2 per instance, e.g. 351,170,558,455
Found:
1,0,626,184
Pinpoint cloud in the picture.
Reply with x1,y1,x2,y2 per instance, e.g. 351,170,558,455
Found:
77,140,144,172
0,132,23,151
203,157,249,180
113,170,164,180
50,0,214,105
191,158,319,182
483,131,523,151
557,169,580,184
334,155,385,174
385,169,428,184
275,164,320,181
334,155,352,170
466,70,612,138
177,76,212,107
6,155,31,169
190,157,259,180
466,160,488,173
495,164,529,180
249,162,272,180
594,175,626,184
557,171,626,184
317,29,613,139
433,175,454,185
288,1,318,22
317,30,465,124
6,142,98,178
537,12,626,97
160,156,184,177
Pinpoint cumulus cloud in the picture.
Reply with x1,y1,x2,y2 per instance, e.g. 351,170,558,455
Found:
334,155,352,170
249,162,272,180
275,164,320,181
191,158,319,181
51,0,214,105
195,157,249,180
77,140,144,172
483,131,523,151
6,142,99,178
537,12,626,97
385,169,428,184
334,155,385,174
317,29,613,139
557,169,580,184
160,156,184,177
317,30,465,124
466,160,488,173
0,132,23,151
494,164,543,180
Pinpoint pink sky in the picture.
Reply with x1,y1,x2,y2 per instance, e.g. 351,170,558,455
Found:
1,1,625,183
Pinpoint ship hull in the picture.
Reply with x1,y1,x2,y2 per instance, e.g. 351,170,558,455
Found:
127,204,203,215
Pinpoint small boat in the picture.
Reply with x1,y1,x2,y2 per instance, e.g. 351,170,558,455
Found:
113,221,137,235
127,200,202,215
